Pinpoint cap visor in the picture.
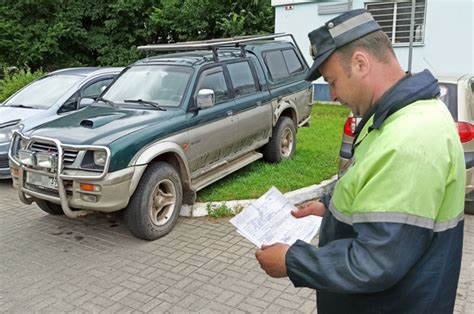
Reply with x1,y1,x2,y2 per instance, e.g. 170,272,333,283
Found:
305,49,335,81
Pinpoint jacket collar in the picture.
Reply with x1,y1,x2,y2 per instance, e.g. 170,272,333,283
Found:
354,69,440,137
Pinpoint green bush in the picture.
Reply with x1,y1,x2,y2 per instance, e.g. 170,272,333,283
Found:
0,68,44,102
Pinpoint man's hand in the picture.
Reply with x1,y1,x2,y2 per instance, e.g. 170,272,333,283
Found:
292,200,326,218
255,243,289,278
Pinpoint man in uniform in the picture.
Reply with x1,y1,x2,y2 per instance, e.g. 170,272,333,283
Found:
256,9,465,313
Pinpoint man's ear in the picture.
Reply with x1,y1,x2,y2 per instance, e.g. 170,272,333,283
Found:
351,51,370,77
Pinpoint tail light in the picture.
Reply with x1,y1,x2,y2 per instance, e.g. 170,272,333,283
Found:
457,121,474,143
343,117,356,137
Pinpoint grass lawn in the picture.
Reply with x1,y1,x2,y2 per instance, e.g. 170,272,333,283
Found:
196,103,350,202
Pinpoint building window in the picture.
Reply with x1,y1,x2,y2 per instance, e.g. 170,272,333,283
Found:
365,0,426,46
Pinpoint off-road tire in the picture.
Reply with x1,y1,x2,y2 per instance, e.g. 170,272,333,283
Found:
263,116,297,163
125,162,183,240
36,200,64,215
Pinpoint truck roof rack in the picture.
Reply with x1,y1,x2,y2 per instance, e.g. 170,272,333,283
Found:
137,33,296,61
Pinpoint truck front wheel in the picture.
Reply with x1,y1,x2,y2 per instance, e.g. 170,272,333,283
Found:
263,116,297,163
125,162,183,240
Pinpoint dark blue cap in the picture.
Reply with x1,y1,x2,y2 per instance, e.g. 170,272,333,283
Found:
306,9,381,81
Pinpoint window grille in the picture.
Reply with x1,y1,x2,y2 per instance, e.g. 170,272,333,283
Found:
365,0,426,45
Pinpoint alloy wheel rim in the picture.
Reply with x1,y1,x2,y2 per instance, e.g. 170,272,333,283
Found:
281,127,294,158
150,179,176,226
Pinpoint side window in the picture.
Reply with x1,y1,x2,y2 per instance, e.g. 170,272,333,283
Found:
227,61,258,97
282,49,303,75
82,79,113,98
263,50,289,81
263,48,305,82
197,67,230,104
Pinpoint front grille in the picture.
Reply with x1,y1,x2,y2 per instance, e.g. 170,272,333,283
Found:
30,141,79,166
0,158,9,168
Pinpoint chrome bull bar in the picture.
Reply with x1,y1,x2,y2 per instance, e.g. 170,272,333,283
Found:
9,131,111,218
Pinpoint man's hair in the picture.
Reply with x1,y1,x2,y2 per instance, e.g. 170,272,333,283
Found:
335,30,396,76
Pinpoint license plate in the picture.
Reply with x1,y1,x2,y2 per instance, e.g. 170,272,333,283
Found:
26,172,58,190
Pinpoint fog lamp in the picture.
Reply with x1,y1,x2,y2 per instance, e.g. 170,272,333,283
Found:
80,194,98,203
18,150,35,166
36,152,57,169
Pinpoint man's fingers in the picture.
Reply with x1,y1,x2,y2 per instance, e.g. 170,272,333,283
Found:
292,201,326,218
291,206,314,218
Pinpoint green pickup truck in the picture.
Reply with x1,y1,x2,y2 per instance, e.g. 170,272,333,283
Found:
9,34,313,240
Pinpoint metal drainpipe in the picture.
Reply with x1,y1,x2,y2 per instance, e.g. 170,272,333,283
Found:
407,0,416,72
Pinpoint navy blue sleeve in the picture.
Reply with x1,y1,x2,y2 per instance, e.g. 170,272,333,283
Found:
285,212,434,294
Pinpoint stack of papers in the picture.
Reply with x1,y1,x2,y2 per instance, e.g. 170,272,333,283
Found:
230,187,322,247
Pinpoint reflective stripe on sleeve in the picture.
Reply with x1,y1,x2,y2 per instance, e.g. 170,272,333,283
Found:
329,202,464,232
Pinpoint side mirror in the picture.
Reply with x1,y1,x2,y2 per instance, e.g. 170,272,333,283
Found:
196,89,215,109
79,97,94,109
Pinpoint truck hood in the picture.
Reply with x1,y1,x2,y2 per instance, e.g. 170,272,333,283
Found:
0,107,40,126
25,105,176,146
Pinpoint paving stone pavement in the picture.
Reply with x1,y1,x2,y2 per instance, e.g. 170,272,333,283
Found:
0,179,473,313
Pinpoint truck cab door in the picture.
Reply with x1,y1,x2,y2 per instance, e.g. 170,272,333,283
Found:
227,60,272,154
187,66,237,178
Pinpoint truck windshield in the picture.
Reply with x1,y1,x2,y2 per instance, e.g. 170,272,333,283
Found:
2,74,83,109
103,65,192,108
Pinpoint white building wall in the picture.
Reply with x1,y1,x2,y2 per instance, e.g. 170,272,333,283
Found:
274,0,474,80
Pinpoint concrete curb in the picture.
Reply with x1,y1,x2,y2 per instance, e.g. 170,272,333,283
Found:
180,175,338,217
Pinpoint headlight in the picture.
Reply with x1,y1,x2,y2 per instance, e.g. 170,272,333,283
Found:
80,149,108,170
0,124,23,143
93,150,107,166
18,150,35,166
36,152,57,169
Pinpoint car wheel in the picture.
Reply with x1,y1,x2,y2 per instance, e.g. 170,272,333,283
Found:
263,116,297,163
36,200,64,215
465,201,474,215
125,162,183,240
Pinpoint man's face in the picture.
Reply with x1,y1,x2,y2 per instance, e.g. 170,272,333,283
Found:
319,53,369,116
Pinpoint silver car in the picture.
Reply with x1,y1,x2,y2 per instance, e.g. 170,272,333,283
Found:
338,75,474,213
0,67,123,179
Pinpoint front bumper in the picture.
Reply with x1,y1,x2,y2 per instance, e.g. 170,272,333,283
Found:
10,164,145,214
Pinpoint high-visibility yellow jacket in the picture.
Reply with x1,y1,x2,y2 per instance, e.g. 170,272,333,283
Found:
286,70,465,313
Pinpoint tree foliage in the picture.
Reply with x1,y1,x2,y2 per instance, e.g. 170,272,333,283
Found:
0,0,274,70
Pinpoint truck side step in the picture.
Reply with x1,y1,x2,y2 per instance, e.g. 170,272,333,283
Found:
192,151,263,192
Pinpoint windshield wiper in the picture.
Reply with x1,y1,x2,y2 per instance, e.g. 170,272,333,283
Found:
124,99,166,111
95,97,117,108
8,104,35,109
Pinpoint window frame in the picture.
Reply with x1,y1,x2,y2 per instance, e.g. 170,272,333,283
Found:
365,0,427,47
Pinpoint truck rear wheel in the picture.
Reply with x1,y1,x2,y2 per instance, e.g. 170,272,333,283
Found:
263,116,297,163
36,200,64,215
125,162,183,240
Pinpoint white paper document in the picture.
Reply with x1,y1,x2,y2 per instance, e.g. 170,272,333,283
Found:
230,187,322,247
